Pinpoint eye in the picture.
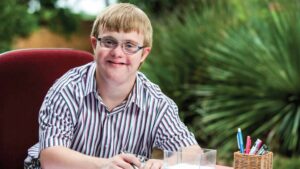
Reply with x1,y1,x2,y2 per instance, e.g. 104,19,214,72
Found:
124,42,137,49
102,38,117,47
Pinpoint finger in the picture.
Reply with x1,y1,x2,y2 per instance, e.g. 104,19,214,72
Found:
120,153,141,168
142,160,153,169
150,160,163,169
108,154,136,169
113,158,135,169
143,159,163,169
104,161,123,169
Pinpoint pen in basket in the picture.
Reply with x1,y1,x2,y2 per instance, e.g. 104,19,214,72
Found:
249,138,262,155
236,128,270,156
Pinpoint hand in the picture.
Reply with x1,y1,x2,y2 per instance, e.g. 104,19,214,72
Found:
101,153,141,169
142,159,163,169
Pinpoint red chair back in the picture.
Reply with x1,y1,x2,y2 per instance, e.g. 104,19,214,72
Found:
0,48,94,169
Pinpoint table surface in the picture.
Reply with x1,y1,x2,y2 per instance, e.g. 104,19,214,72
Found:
216,165,233,169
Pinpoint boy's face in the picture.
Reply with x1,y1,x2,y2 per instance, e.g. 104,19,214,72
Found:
90,31,151,85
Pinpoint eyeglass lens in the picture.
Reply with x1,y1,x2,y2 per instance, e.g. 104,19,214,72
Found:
98,36,144,54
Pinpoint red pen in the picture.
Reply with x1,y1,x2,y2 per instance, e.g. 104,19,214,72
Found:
245,136,251,154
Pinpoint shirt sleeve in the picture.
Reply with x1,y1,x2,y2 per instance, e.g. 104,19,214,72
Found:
39,89,74,151
154,101,198,151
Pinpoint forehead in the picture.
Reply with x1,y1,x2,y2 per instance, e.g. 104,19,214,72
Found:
100,30,144,43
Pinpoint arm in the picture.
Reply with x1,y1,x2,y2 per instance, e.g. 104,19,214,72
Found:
143,102,200,169
39,91,141,169
154,103,199,151
181,144,202,152
40,146,141,169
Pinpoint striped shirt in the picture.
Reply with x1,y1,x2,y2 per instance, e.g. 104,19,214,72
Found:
25,62,197,167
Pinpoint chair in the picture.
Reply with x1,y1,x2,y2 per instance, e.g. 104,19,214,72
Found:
0,48,94,169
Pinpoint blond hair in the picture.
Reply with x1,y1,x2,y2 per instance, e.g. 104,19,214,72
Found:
91,3,153,47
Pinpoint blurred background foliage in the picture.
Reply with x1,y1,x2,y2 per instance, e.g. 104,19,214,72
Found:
1,0,299,167
138,0,300,166
0,0,80,52
35,0,80,35
0,0,37,52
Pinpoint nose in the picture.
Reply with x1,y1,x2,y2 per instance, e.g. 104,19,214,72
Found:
110,43,125,57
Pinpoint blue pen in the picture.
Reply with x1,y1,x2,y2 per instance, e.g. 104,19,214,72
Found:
237,128,244,153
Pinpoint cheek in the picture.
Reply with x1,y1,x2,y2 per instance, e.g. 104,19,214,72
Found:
94,50,107,61
131,57,144,67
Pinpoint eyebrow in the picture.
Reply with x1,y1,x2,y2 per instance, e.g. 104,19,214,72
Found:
101,35,115,39
101,36,140,44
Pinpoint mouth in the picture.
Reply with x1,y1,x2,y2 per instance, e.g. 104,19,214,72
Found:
107,60,127,66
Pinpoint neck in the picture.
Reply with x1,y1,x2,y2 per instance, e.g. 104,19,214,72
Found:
96,72,136,111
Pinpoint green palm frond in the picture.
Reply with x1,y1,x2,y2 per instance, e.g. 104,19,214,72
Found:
142,0,300,158
194,0,300,155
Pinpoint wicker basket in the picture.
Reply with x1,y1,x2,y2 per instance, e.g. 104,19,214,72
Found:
233,151,273,169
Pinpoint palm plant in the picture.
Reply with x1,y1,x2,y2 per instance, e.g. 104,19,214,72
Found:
142,0,232,117
142,0,300,161
192,0,300,156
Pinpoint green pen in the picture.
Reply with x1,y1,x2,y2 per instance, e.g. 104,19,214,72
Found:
257,144,268,155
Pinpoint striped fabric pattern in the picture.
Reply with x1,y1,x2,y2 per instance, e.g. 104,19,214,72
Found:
27,62,197,166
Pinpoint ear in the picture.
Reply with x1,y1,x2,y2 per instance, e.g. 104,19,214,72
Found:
140,47,151,63
90,36,97,51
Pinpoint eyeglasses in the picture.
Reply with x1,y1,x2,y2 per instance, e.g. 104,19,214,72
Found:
96,36,145,55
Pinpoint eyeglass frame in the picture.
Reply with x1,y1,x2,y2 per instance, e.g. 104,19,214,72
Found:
96,37,146,55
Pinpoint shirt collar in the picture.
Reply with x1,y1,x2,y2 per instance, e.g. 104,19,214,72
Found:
84,62,97,96
126,72,143,109
84,63,144,109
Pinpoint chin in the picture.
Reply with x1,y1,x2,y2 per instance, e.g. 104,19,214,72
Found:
106,73,129,83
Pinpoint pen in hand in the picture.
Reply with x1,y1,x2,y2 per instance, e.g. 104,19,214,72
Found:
131,164,138,169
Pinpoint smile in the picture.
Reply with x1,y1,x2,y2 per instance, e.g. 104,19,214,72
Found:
107,61,127,65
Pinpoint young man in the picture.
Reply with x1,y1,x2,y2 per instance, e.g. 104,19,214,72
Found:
25,3,200,169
